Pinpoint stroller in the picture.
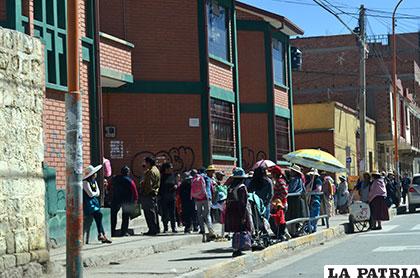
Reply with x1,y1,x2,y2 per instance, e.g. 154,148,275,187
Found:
248,193,272,250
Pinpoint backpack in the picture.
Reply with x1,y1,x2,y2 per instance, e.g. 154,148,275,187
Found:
191,175,207,200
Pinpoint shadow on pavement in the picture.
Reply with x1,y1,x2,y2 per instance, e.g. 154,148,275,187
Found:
169,255,232,262
201,248,232,254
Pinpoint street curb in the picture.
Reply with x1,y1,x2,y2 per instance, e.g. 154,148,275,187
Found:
180,225,346,278
45,235,204,276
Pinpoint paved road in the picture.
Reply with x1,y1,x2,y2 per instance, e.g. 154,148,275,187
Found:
242,212,420,278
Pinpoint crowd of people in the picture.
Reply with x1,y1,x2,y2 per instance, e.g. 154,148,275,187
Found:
80,156,412,257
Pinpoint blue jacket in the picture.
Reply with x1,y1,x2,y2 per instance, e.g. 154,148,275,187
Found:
201,173,213,200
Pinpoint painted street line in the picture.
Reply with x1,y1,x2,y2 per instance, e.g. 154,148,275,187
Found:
360,232,420,237
410,224,420,231
373,245,420,252
368,225,399,233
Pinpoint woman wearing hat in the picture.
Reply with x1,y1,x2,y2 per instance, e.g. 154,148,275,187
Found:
225,168,253,257
368,171,390,230
286,165,307,237
336,175,350,214
83,165,112,244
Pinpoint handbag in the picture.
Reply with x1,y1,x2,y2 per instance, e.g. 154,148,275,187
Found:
232,231,252,251
130,202,142,220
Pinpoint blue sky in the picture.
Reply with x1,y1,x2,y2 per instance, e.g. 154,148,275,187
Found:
240,0,420,37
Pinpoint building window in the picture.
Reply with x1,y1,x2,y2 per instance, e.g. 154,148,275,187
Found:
210,98,235,157
207,0,229,61
275,116,290,159
33,0,67,89
273,38,285,85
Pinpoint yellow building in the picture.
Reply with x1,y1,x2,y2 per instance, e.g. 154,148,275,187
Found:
294,102,376,176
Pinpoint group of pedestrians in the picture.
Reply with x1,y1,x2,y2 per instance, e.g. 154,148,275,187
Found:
81,155,409,248
355,170,406,230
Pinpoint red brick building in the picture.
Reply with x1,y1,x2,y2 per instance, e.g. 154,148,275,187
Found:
98,0,299,176
235,3,303,171
291,33,420,174
0,0,108,189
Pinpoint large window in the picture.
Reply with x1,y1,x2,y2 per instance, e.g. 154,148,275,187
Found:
207,0,229,61
210,98,235,157
33,0,68,89
276,116,290,159
273,38,285,85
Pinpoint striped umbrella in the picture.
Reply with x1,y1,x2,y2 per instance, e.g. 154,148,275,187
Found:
283,149,347,173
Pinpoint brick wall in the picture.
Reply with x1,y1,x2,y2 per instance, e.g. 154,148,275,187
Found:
42,0,92,189
43,62,91,189
295,130,335,155
100,37,132,74
100,0,200,82
240,113,269,171
209,59,234,90
237,9,263,21
274,86,288,108
238,30,267,103
0,0,6,21
103,93,203,178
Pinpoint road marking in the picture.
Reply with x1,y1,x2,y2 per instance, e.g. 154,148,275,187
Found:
373,245,420,252
410,224,420,231
360,232,420,237
368,225,399,233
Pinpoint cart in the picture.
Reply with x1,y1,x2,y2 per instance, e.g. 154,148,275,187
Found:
348,200,370,233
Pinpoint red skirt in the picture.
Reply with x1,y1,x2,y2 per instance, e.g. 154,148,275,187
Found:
369,196,390,221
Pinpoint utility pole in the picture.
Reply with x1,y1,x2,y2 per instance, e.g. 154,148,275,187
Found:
66,0,83,277
358,5,367,174
392,0,404,183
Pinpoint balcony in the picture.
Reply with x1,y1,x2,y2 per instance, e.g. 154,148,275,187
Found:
99,32,134,88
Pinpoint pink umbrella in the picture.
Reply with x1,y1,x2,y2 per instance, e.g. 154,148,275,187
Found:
252,159,276,170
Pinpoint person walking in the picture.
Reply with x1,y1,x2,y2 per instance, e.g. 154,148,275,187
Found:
385,172,400,208
368,171,389,230
192,168,215,237
110,166,138,237
401,173,411,204
336,175,350,214
159,162,178,233
249,166,273,220
225,168,253,257
140,157,161,236
83,165,112,243
180,170,199,233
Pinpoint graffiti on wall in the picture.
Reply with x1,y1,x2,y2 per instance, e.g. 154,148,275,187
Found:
241,147,267,171
131,146,195,178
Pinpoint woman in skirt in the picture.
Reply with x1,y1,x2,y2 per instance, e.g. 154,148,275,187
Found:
368,171,390,230
225,168,254,257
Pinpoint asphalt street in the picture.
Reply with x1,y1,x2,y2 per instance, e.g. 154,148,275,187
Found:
242,212,420,278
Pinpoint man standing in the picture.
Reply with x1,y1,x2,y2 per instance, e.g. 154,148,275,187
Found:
140,157,161,235
111,166,138,237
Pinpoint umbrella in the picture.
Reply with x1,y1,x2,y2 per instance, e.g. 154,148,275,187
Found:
283,149,347,173
252,159,276,170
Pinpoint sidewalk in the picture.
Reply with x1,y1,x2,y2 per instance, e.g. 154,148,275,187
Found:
46,209,397,277
46,212,347,277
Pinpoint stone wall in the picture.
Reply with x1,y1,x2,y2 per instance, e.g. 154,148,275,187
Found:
0,28,48,277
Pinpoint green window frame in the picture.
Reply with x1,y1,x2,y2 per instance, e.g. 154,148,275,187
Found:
273,38,285,86
275,116,291,161
32,0,68,90
206,0,230,62
210,98,235,157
